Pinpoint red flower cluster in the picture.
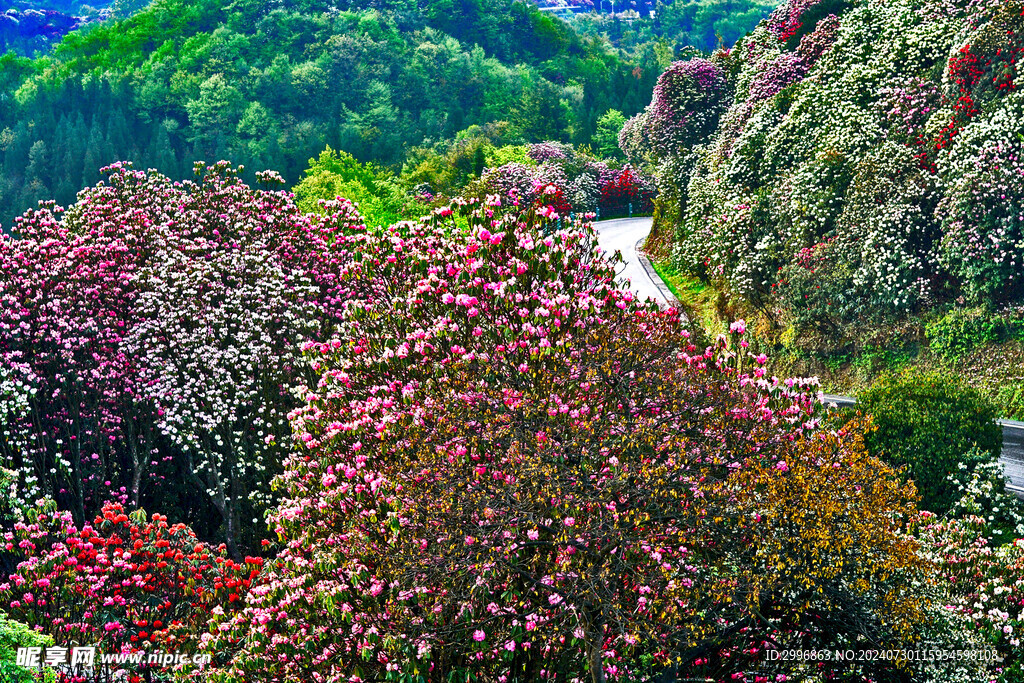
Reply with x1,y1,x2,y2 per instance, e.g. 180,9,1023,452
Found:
531,183,573,215
1,502,259,681
599,167,654,212
919,28,1022,171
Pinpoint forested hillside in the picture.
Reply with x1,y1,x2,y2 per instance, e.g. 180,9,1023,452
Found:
0,0,659,229
631,0,1024,411
571,0,777,54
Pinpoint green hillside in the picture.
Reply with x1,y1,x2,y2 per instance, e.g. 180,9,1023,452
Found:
0,0,660,228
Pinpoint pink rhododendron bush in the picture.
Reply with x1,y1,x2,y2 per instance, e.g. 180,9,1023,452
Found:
197,200,934,683
0,162,370,557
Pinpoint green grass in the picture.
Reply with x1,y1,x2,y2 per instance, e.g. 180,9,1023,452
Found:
649,258,703,303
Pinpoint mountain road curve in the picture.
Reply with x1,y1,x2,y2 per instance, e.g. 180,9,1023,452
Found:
594,218,1024,498
591,217,674,307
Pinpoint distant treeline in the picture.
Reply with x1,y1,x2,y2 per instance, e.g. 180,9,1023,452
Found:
0,0,661,229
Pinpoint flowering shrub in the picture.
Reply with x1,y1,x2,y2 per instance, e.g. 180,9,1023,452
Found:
526,141,575,164
936,92,1024,303
0,162,370,556
598,166,655,213
646,0,1024,340
646,59,730,161
918,462,1024,681
198,198,931,683
481,144,653,215
617,111,651,165
0,501,258,682
481,162,538,207
746,52,807,103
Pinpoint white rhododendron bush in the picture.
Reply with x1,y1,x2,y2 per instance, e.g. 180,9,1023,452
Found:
629,0,1024,336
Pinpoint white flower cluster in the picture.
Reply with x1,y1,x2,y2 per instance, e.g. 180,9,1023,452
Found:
656,0,1024,334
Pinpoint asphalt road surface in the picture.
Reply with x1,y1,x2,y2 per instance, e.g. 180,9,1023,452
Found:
599,218,1024,497
591,217,674,306
1003,421,1024,494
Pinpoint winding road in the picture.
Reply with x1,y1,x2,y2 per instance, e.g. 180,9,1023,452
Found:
594,217,1024,497
592,217,674,306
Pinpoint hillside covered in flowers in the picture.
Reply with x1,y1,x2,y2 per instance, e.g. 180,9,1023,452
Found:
0,162,1021,683
627,0,1024,409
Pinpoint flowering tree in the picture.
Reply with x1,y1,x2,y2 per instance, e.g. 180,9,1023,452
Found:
199,199,931,683
617,111,651,165
0,162,369,556
644,58,731,161
526,141,575,164
599,166,655,213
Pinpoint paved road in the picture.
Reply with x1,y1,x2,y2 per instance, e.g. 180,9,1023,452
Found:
601,219,1024,497
592,217,674,306
1003,421,1024,494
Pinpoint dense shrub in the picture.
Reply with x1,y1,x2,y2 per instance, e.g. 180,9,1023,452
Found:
477,143,652,215
0,612,53,683
198,200,930,683
917,461,1024,680
598,166,655,214
925,307,1024,362
293,147,416,227
0,501,257,682
621,58,730,164
858,371,1002,513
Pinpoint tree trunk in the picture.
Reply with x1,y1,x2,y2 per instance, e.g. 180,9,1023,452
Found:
223,495,241,561
185,448,241,560
587,621,606,683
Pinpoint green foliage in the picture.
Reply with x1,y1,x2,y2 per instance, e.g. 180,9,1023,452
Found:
859,371,1002,514
569,0,777,54
926,307,1024,363
0,467,24,536
294,147,414,227
112,0,155,19
850,343,916,375
654,0,778,52
0,613,53,683
593,108,627,159
0,0,659,228
996,383,1024,421
399,124,513,198
485,144,534,168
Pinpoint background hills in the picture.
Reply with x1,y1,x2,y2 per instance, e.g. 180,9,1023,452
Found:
0,0,663,228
